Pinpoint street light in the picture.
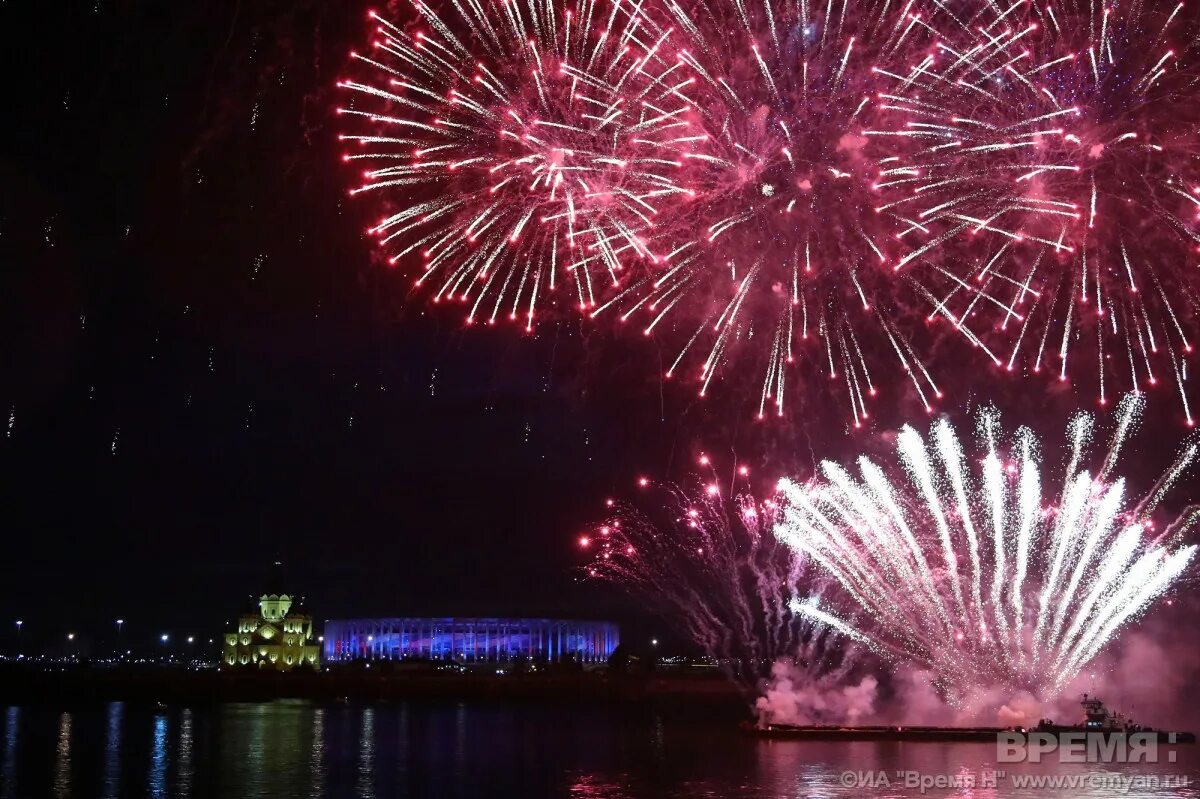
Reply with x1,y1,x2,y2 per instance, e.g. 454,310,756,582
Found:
160,633,169,643
186,636,194,644
14,620,22,655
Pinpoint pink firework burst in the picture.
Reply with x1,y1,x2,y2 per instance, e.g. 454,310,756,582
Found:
338,0,967,426
589,0,952,424
871,0,1200,424
580,471,861,694
337,1,699,329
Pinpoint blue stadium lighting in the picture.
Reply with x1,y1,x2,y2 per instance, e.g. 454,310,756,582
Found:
323,617,619,664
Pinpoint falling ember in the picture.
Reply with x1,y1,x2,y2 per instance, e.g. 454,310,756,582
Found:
776,394,1197,703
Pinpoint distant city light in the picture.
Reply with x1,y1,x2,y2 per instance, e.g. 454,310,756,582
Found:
67,633,75,641
160,633,169,643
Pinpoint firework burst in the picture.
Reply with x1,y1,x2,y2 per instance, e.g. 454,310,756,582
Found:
337,0,699,329
339,0,968,425
590,0,952,423
775,393,1197,702
337,0,1200,429
871,0,1200,423
580,475,857,692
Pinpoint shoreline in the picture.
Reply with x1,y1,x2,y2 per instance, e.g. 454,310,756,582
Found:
0,663,748,708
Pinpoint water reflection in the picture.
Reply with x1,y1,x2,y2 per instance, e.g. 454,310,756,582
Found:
149,712,168,799
0,702,1196,798
357,708,375,799
245,704,266,795
454,702,467,795
177,709,193,799
102,703,122,799
566,774,634,798
1,707,18,799
308,707,324,799
226,702,316,798
52,712,71,799
753,738,1200,799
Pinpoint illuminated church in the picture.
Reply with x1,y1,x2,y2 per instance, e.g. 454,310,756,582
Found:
223,593,320,670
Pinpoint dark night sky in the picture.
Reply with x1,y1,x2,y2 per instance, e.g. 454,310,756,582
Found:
1,0,1196,659
0,0,711,648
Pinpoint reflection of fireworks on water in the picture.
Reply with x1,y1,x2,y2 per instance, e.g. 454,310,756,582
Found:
871,0,1200,423
776,393,1197,703
579,473,858,693
591,0,948,423
337,0,697,329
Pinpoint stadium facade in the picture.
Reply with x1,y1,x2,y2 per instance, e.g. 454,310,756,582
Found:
323,617,619,664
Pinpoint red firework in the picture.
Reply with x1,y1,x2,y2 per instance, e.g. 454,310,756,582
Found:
338,0,963,426
337,0,1200,427
589,0,953,423
870,0,1200,424
579,468,859,693
337,1,697,330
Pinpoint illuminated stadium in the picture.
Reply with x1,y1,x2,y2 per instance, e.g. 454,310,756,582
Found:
323,617,620,664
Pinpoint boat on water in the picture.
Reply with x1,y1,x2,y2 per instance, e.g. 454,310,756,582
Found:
1031,693,1195,743
747,694,1195,743
744,723,1006,742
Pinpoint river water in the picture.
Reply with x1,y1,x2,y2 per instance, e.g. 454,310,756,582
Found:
1,701,1198,798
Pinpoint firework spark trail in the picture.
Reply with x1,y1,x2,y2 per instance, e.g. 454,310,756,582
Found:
774,393,1197,702
870,0,1200,424
340,0,965,425
338,0,1200,428
589,0,950,423
580,475,856,692
337,0,699,331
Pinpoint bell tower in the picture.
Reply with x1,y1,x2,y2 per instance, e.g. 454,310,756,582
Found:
259,594,292,622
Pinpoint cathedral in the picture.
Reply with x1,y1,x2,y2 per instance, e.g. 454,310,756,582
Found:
222,593,320,670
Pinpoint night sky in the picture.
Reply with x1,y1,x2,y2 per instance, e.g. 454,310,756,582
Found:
1,0,1196,661
0,0,708,648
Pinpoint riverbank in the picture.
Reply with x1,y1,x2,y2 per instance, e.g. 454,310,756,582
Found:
0,662,747,708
